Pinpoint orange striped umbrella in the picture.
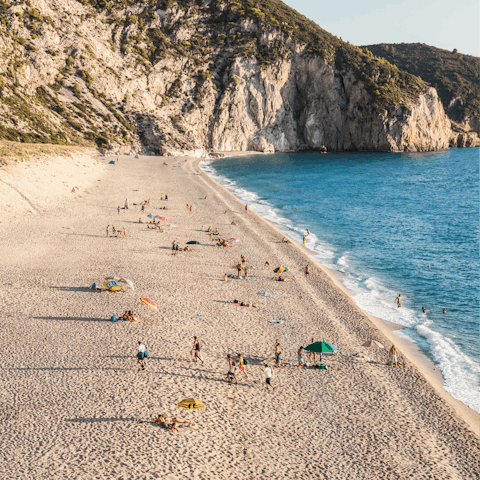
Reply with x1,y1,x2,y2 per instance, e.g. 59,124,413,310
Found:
140,297,158,311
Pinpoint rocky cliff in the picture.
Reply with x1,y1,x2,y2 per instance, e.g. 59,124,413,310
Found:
362,43,479,147
0,0,457,155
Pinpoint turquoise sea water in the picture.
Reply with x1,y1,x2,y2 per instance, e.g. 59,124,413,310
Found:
202,149,479,412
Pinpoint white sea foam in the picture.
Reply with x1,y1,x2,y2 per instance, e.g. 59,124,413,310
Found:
201,160,480,412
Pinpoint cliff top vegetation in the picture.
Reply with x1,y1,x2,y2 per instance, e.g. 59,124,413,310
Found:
362,42,479,124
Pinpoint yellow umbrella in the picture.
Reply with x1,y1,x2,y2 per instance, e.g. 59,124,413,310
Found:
140,297,158,311
177,398,205,410
363,340,384,348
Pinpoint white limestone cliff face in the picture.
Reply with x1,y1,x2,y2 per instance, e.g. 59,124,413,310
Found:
0,1,458,155
208,57,451,153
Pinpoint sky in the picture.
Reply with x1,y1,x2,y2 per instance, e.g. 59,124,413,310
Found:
282,0,480,57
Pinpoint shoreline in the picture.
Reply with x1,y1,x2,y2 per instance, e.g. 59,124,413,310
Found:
196,155,479,432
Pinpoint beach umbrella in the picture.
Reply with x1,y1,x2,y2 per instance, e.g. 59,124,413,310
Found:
305,341,338,353
148,214,158,219
158,217,167,221
108,160,116,164
274,267,289,273
104,280,122,291
363,340,384,348
104,277,135,291
305,341,338,360
187,240,200,244
140,297,158,311
177,398,205,410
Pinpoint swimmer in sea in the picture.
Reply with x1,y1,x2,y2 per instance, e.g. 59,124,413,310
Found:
443,309,447,314
306,229,310,236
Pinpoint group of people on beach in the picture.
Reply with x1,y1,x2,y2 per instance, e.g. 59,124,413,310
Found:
106,225,127,237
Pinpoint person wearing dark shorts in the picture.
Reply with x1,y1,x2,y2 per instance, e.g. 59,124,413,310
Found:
263,364,275,390
137,341,147,370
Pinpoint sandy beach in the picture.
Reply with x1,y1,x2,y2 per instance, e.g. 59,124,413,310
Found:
0,152,478,480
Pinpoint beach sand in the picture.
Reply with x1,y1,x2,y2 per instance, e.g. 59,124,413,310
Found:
0,152,478,479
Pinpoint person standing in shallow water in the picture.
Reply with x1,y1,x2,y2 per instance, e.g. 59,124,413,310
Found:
303,236,306,246
245,204,248,212
395,294,402,308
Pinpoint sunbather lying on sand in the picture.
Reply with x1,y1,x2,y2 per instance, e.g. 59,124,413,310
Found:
273,276,292,282
231,221,237,226
153,414,193,431
230,300,258,307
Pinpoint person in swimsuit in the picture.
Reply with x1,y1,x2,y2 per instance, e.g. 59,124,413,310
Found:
236,263,242,277
275,340,281,367
264,260,270,270
305,265,311,279
192,337,203,364
117,206,121,215
153,414,193,431
106,225,109,237
244,266,249,278
297,346,304,369
443,309,447,314
395,294,402,308
303,236,306,246
245,204,248,212
237,354,248,378
226,355,238,384
308,338,316,362
389,345,398,367
422,307,426,313
306,229,310,236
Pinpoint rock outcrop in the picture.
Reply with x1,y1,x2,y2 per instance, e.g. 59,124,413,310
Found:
0,1,462,156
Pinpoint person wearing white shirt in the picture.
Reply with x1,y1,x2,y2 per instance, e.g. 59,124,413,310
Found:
137,341,147,370
262,364,275,391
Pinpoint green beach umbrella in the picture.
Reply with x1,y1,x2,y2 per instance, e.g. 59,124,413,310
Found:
304,341,338,360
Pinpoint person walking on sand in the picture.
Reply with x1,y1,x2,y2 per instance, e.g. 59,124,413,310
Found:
137,341,147,370
244,266,249,279
172,240,176,253
123,228,127,238
264,260,270,270
226,354,238,384
389,345,398,367
305,265,311,280
125,198,129,209
192,336,203,364
245,204,248,212
275,340,281,367
297,346,305,369
263,364,275,391
117,206,121,215
106,225,110,237
308,338,316,363
395,294,402,308
303,235,306,246
237,354,248,378
112,225,116,235
236,263,242,278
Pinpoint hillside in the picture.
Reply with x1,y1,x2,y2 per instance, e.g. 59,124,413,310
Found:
0,0,458,154
362,43,480,134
